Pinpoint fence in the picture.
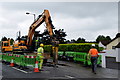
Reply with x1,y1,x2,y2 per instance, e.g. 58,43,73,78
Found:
0,53,2,60
1,53,39,69
58,51,102,66
73,52,87,65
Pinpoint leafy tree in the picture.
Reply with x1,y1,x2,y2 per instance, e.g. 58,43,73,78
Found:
1,36,7,41
96,35,111,42
35,28,67,45
10,38,14,45
54,29,67,44
76,37,85,43
106,36,111,41
71,39,76,43
65,40,70,43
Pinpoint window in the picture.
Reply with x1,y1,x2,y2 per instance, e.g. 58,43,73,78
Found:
112,46,116,49
4,43,9,46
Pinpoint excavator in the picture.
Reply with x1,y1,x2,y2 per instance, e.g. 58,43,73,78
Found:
13,9,55,53
12,10,58,65
1,39,13,53
13,31,27,53
26,9,54,51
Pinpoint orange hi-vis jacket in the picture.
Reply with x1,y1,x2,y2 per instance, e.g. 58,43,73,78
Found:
89,48,98,57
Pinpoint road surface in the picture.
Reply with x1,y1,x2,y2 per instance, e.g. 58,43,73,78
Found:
0,59,119,80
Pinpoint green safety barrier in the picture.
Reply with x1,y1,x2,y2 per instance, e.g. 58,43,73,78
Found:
86,55,102,65
0,53,2,60
73,52,87,64
58,51,64,57
23,55,38,67
1,53,40,68
65,51,75,57
2,53,9,62
58,51,102,66
58,51,64,60
13,54,24,66
7,53,13,63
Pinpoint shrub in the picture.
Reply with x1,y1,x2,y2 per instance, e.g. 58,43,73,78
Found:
44,43,102,53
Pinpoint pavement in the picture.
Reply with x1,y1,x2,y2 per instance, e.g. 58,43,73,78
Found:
0,49,119,80
0,59,119,80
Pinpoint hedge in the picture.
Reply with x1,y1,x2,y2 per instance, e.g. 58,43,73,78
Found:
44,43,103,53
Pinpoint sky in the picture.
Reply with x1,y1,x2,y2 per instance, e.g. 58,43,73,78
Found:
0,2,118,41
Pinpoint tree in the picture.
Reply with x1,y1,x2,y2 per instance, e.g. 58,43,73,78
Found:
96,35,111,42
71,39,76,43
1,36,7,41
54,29,67,44
10,38,14,45
106,36,111,41
76,37,85,43
37,28,67,45
65,40,70,43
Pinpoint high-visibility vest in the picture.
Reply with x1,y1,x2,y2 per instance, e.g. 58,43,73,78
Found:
37,47,44,56
89,48,98,57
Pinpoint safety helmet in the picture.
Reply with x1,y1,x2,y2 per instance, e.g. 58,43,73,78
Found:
40,43,44,47
91,44,95,47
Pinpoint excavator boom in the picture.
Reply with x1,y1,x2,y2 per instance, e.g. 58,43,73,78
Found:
27,10,54,46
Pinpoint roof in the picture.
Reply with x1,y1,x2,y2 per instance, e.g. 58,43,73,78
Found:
107,33,120,45
115,42,120,48
100,40,110,46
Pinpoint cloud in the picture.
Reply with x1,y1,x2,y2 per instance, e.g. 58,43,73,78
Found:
0,2,118,41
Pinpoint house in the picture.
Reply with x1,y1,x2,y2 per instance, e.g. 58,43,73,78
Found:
115,42,120,62
98,40,110,49
115,42,120,48
106,33,120,50
105,33,120,62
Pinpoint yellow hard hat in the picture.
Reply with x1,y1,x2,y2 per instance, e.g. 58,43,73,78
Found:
40,43,44,47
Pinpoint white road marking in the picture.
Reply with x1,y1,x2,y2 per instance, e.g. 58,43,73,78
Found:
12,67,28,73
65,75,74,79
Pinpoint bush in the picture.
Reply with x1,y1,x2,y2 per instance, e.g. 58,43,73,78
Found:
44,43,102,53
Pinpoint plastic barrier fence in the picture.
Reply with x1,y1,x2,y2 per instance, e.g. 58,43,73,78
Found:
73,52,87,64
2,53,9,62
58,51,102,65
23,55,38,67
58,51,64,59
13,54,24,66
0,53,2,60
1,53,39,68
65,51,75,58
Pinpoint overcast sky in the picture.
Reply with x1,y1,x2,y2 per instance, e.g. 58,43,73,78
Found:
0,2,118,41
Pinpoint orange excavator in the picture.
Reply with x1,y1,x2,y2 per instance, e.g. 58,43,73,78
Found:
13,9,55,54
1,39,13,53
13,9,59,65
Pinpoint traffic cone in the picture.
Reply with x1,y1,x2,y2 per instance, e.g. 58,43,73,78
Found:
10,58,14,67
34,61,39,72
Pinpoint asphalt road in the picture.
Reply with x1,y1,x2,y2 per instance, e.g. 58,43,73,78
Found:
0,59,119,80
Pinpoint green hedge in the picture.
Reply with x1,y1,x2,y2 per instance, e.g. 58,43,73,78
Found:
44,43,103,53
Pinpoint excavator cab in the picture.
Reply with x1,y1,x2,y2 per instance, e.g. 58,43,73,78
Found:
1,39,13,53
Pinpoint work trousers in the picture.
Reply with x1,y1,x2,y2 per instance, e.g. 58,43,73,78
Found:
39,58,43,70
91,57,98,72
38,54,44,70
52,47,58,65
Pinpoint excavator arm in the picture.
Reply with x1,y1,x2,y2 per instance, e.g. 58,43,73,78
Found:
26,10,54,46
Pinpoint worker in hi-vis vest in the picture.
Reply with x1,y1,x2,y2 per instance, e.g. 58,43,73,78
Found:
37,43,44,70
88,44,99,74
52,37,59,67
